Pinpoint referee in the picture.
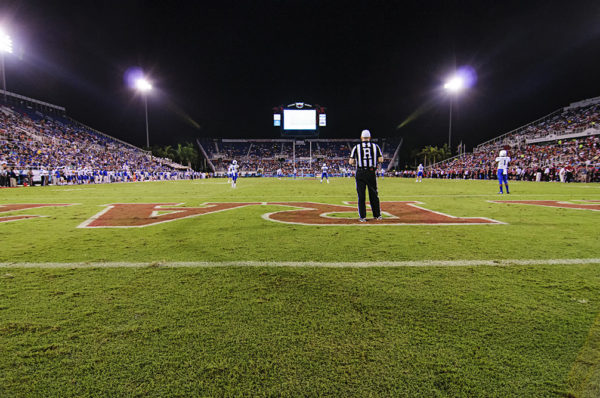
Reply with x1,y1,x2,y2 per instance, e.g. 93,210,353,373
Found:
349,129,383,222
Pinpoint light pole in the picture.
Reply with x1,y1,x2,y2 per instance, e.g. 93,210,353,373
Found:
0,28,13,103
443,75,465,153
134,77,152,148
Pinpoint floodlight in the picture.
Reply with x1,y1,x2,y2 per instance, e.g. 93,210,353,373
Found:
439,67,476,153
0,29,12,54
135,77,152,92
443,76,464,93
130,75,152,147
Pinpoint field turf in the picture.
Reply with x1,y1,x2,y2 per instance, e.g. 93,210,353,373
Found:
1,177,599,396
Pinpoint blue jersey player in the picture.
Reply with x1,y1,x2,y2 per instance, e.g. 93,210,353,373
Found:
230,160,239,188
495,150,510,194
320,163,329,184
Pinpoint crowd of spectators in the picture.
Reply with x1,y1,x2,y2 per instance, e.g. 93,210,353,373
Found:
476,103,600,150
1,103,400,185
201,138,393,176
412,101,600,183
424,136,600,183
0,104,197,187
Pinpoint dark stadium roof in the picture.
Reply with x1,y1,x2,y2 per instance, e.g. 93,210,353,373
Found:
1,0,599,151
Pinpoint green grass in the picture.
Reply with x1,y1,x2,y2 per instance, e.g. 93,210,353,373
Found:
0,178,598,262
1,178,600,396
1,265,599,397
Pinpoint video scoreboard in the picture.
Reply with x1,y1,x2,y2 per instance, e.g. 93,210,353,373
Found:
273,102,326,138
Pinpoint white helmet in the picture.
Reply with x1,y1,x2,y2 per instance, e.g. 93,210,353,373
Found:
499,150,507,157
323,163,326,167
232,160,237,165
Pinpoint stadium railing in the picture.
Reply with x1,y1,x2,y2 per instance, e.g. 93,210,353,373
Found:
525,126,600,144
474,108,562,152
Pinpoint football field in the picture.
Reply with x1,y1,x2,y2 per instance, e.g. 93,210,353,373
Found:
1,178,599,396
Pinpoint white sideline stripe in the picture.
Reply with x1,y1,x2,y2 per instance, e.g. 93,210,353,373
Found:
1,258,599,269
190,193,600,199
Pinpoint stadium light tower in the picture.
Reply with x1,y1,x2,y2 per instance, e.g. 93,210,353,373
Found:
134,77,152,148
0,28,14,103
443,74,465,153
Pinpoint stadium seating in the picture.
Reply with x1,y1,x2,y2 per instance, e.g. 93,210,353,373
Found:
420,99,600,183
198,138,396,176
0,104,196,187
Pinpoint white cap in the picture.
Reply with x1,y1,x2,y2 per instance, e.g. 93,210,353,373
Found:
361,129,371,139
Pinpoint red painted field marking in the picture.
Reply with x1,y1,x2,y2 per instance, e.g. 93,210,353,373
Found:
264,201,504,225
78,202,260,228
78,201,505,228
490,200,600,212
0,204,73,224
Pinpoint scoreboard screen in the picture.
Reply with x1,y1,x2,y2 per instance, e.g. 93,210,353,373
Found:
273,102,325,137
283,109,317,130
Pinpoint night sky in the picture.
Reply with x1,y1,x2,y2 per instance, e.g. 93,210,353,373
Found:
1,0,599,154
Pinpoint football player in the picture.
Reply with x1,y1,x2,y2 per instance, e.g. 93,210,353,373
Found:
495,150,510,194
416,164,424,182
320,163,329,184
231,160,239,188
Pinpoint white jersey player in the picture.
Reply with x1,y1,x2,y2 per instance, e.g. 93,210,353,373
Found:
227,163,234,183
495,150,510,194
416,164,424,182
230,160,239,188
320,163,329,183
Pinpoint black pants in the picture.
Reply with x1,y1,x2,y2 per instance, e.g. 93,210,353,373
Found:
355,168,381,219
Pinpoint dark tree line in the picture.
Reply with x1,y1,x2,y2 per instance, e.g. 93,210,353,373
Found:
416,143,452,167
150,143,201,170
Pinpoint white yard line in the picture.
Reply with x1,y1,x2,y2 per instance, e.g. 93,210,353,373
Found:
50,188,96,191
1,258,599,268
187,193,600,199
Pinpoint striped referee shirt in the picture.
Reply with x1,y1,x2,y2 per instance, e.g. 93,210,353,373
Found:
350,141,382,168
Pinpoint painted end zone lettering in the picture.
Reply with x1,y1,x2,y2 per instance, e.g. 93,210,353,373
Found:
77,202,504,228
0,204,73,224
491,200,600,211
78,203,260,228
265,201,504,225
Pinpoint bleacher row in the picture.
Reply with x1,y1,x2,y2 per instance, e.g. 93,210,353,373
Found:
0,103,192,187
425,99,600,183
198,139,397,176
